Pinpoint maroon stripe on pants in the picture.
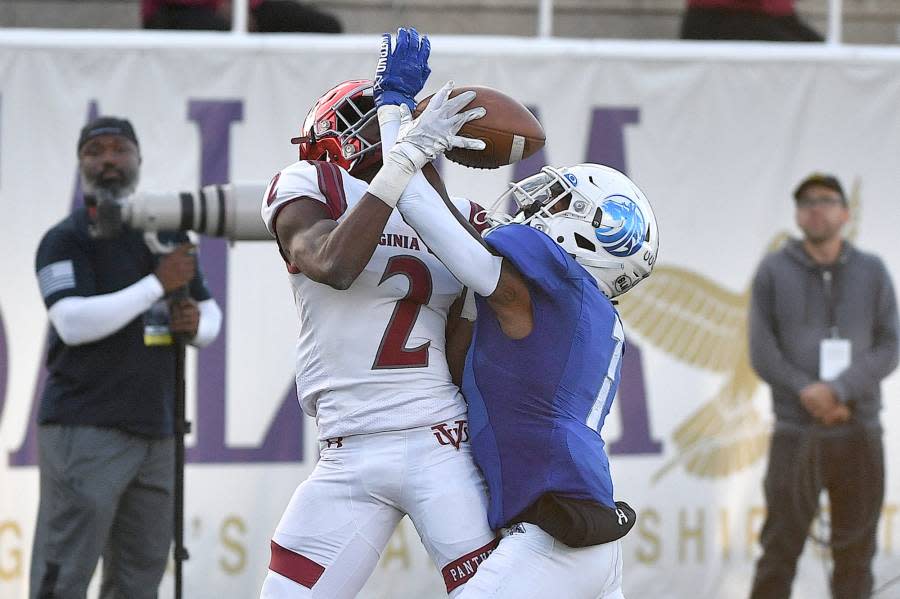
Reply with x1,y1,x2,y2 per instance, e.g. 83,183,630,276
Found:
442,538,499,593
269,540,325,589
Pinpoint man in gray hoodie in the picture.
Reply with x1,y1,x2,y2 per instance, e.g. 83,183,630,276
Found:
748,173,898,599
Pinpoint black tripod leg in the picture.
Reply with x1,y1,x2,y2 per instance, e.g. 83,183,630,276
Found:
174,338,190,599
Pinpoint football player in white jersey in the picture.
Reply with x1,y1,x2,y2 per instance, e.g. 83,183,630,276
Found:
258,28,498,598
366,37,659,599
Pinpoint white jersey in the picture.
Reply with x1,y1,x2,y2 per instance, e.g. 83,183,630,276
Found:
262,160,485,440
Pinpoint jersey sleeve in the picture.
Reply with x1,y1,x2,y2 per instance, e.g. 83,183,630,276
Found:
448,196,490,234
483,224,572,293
260,160,349,236
35,224,97,309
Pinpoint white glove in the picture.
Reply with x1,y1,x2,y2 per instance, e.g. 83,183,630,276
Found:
388,81,487,174
369,81,486,207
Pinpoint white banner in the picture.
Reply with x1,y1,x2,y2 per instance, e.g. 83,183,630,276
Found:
1,33,899,599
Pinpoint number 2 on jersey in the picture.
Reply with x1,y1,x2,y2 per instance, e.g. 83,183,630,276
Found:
586,316,625,433
372,255,434,369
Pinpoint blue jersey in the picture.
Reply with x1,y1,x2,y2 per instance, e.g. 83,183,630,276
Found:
462,224,625,530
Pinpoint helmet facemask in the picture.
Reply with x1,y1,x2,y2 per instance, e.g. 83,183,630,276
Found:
293,81,381,175
484,165,658,298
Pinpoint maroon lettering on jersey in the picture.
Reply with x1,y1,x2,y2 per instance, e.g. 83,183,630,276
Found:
269,540,325,589
442,538,499,593
468,201,489,233
431,420,469,450
312,161,348,220
265,172,281,206
372,255,433,369
379,233,422,252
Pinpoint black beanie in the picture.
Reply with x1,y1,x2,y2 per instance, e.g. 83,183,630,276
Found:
77,116,139,153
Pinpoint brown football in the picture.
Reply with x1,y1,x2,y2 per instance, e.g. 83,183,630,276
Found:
413,85,545,169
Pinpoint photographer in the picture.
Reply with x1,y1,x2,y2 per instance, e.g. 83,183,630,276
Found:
29,117,222,599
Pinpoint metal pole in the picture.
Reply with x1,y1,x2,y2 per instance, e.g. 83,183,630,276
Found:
538,0,553,38
173,335,190,599
232,0,249,34
826,0,842,45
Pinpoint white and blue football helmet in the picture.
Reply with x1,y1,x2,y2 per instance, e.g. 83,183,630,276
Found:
482,163,659,298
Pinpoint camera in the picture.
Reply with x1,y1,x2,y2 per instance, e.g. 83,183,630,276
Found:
85,182,270,241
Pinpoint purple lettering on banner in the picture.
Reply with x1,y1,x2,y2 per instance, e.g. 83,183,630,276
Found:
0,92,5,418
0,310,7,424
583,107,661,455
610,342,662,455
585,108,640,174
186,100,303,463
9,102,98,467
0,95,4,424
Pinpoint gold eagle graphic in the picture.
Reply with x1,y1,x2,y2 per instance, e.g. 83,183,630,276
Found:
617,179,861,482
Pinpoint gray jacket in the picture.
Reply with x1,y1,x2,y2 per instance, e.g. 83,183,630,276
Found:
749,239,899,432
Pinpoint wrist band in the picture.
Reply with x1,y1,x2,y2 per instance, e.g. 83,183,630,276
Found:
367,157,414,208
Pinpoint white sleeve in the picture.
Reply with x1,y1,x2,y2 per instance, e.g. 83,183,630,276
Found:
378,105,402,153
377,105,502,296
189,298,222,348
48,274,165,346
261,161,346,236
461,287,478,321
397,175,503,297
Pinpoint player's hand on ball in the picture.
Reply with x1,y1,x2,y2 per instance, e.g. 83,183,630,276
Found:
374,27,431,110
390,81,486,169
412,80,488,151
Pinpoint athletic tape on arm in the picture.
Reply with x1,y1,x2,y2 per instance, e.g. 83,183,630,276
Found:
367,105,412,207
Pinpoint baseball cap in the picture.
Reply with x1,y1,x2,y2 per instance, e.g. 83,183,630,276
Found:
77,116,140,153
793,173,846,205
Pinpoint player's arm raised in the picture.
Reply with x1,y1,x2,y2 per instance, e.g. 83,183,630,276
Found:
270,29,435,290
378,86,534,339
370,26,533,337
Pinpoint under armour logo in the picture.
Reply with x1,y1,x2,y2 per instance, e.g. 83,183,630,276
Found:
431,420,469,450
326,437,343,448
616,508,629,526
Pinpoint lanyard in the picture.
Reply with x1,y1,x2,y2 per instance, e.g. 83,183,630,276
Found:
821,267,839,338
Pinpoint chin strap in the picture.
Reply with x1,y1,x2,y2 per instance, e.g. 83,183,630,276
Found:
577,256,623,270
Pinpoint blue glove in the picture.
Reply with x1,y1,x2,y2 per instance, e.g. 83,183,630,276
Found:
373,27,431,110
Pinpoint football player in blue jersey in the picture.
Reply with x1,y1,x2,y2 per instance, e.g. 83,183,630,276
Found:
375,95,659,597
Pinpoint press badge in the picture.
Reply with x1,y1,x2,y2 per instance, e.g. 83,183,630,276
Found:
143,298,173,346
819,338,852,381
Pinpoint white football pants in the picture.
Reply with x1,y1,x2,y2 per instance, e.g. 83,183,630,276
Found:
456,523,625,599
259,418,496,598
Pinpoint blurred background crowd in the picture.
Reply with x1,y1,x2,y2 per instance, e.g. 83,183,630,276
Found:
0,0,898,44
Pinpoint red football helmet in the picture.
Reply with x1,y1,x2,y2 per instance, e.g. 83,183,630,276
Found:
291,79,381,176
